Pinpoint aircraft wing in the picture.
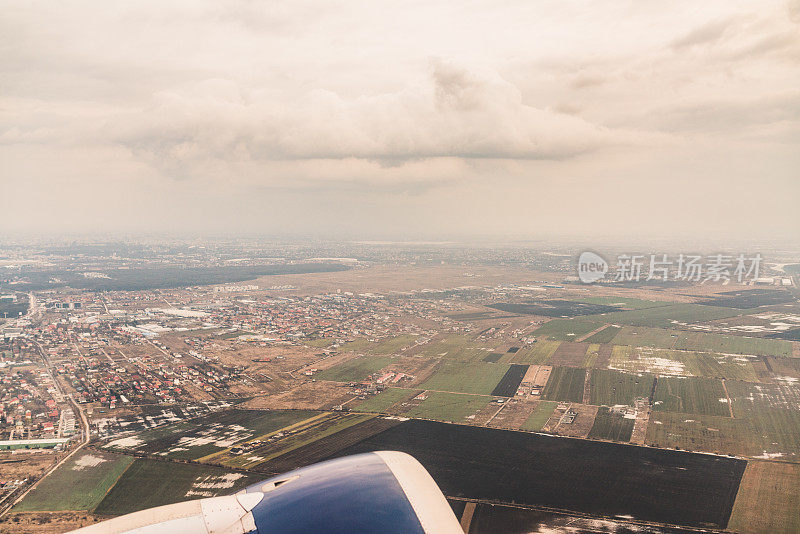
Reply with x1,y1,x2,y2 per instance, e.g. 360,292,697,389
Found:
69,451,463,534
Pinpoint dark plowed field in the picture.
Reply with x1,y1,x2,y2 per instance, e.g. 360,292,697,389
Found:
491,364,529,396
550,342,590,366
313,419,746,529
488,300,619,317
466,502,703,534
698,288,795,309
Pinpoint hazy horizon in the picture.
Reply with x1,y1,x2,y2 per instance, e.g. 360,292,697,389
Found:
3,1,799,241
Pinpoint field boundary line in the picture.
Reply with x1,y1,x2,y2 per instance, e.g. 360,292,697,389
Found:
721,379,734,418
575,324,609,342
90,456,136,514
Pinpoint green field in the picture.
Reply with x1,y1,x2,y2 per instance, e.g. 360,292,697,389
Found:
729,461,800,534
578,297,667,310
94,459,259,516
339,334,419,355
589,369,654,406
532,319,603,341
646,409,800,459
583,325,621,344
608,345,760,381
674,331,792,357
352,388,421,413
303,337,336,348
415,334,490,361
369,334,420,354
726,381,800,415
404,391,491,422
418,361,509,395
520,401,557,431
541,366,586,403
511,340,561,364
652,376,731,417
16,451,134,512
595,303,742,328
315,355,396,382
587,407,635,442
610,326,793,357
678,351,759,381
610,326,680,348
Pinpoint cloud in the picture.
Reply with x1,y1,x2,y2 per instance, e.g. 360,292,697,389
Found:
0,0,797,238
671,17,741,49
108,62,645,183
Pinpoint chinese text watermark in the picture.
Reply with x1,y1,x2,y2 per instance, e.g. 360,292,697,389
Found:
578,252,762,284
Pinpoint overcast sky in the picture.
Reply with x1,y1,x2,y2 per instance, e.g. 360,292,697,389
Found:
2,1,799,241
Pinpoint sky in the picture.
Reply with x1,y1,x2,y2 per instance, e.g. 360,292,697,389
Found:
2,1,799,241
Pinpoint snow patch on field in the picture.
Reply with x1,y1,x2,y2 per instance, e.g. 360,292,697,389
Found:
105,436,143,448
185,473,246,497
754,451,785,459
72,454,107,470
610,355,685,375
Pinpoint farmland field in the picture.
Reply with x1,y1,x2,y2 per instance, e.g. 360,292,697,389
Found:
404,391,491,422
726,380,800,413
678,351,759,381
218,413,375,469
549,342,590,366
93,459,259,516
646,410,800,460
699,288,796,309
729,461,800,534
369,334,420,354
609,346,760,380
610,326,679,348
589,369,654,406
16,451,134,512
303,337,336,348
578,296,666,310
487,300,619,317
583,325,621,344
414,334,482,360
531,319,603,341
510,340,561,364
541,366,586,403
339,334,418,354
465,501,697,534
259,417,403,473
520,401,557,431
318,419,747,528
652,376,731,417
491,364,529,397
314,355,396,382
351,387,421,413
419,361,509,395
595,303,742,328
588,407,635,442
102,409,318,459
674,331,792,357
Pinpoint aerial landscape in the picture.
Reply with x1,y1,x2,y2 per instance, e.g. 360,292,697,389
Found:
1,0,799,533
0,241,798,532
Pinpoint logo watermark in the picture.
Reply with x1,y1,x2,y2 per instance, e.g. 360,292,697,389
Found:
576,252,762,284
577,251,609,283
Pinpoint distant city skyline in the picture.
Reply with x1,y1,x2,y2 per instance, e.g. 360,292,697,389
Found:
2,1,799,240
